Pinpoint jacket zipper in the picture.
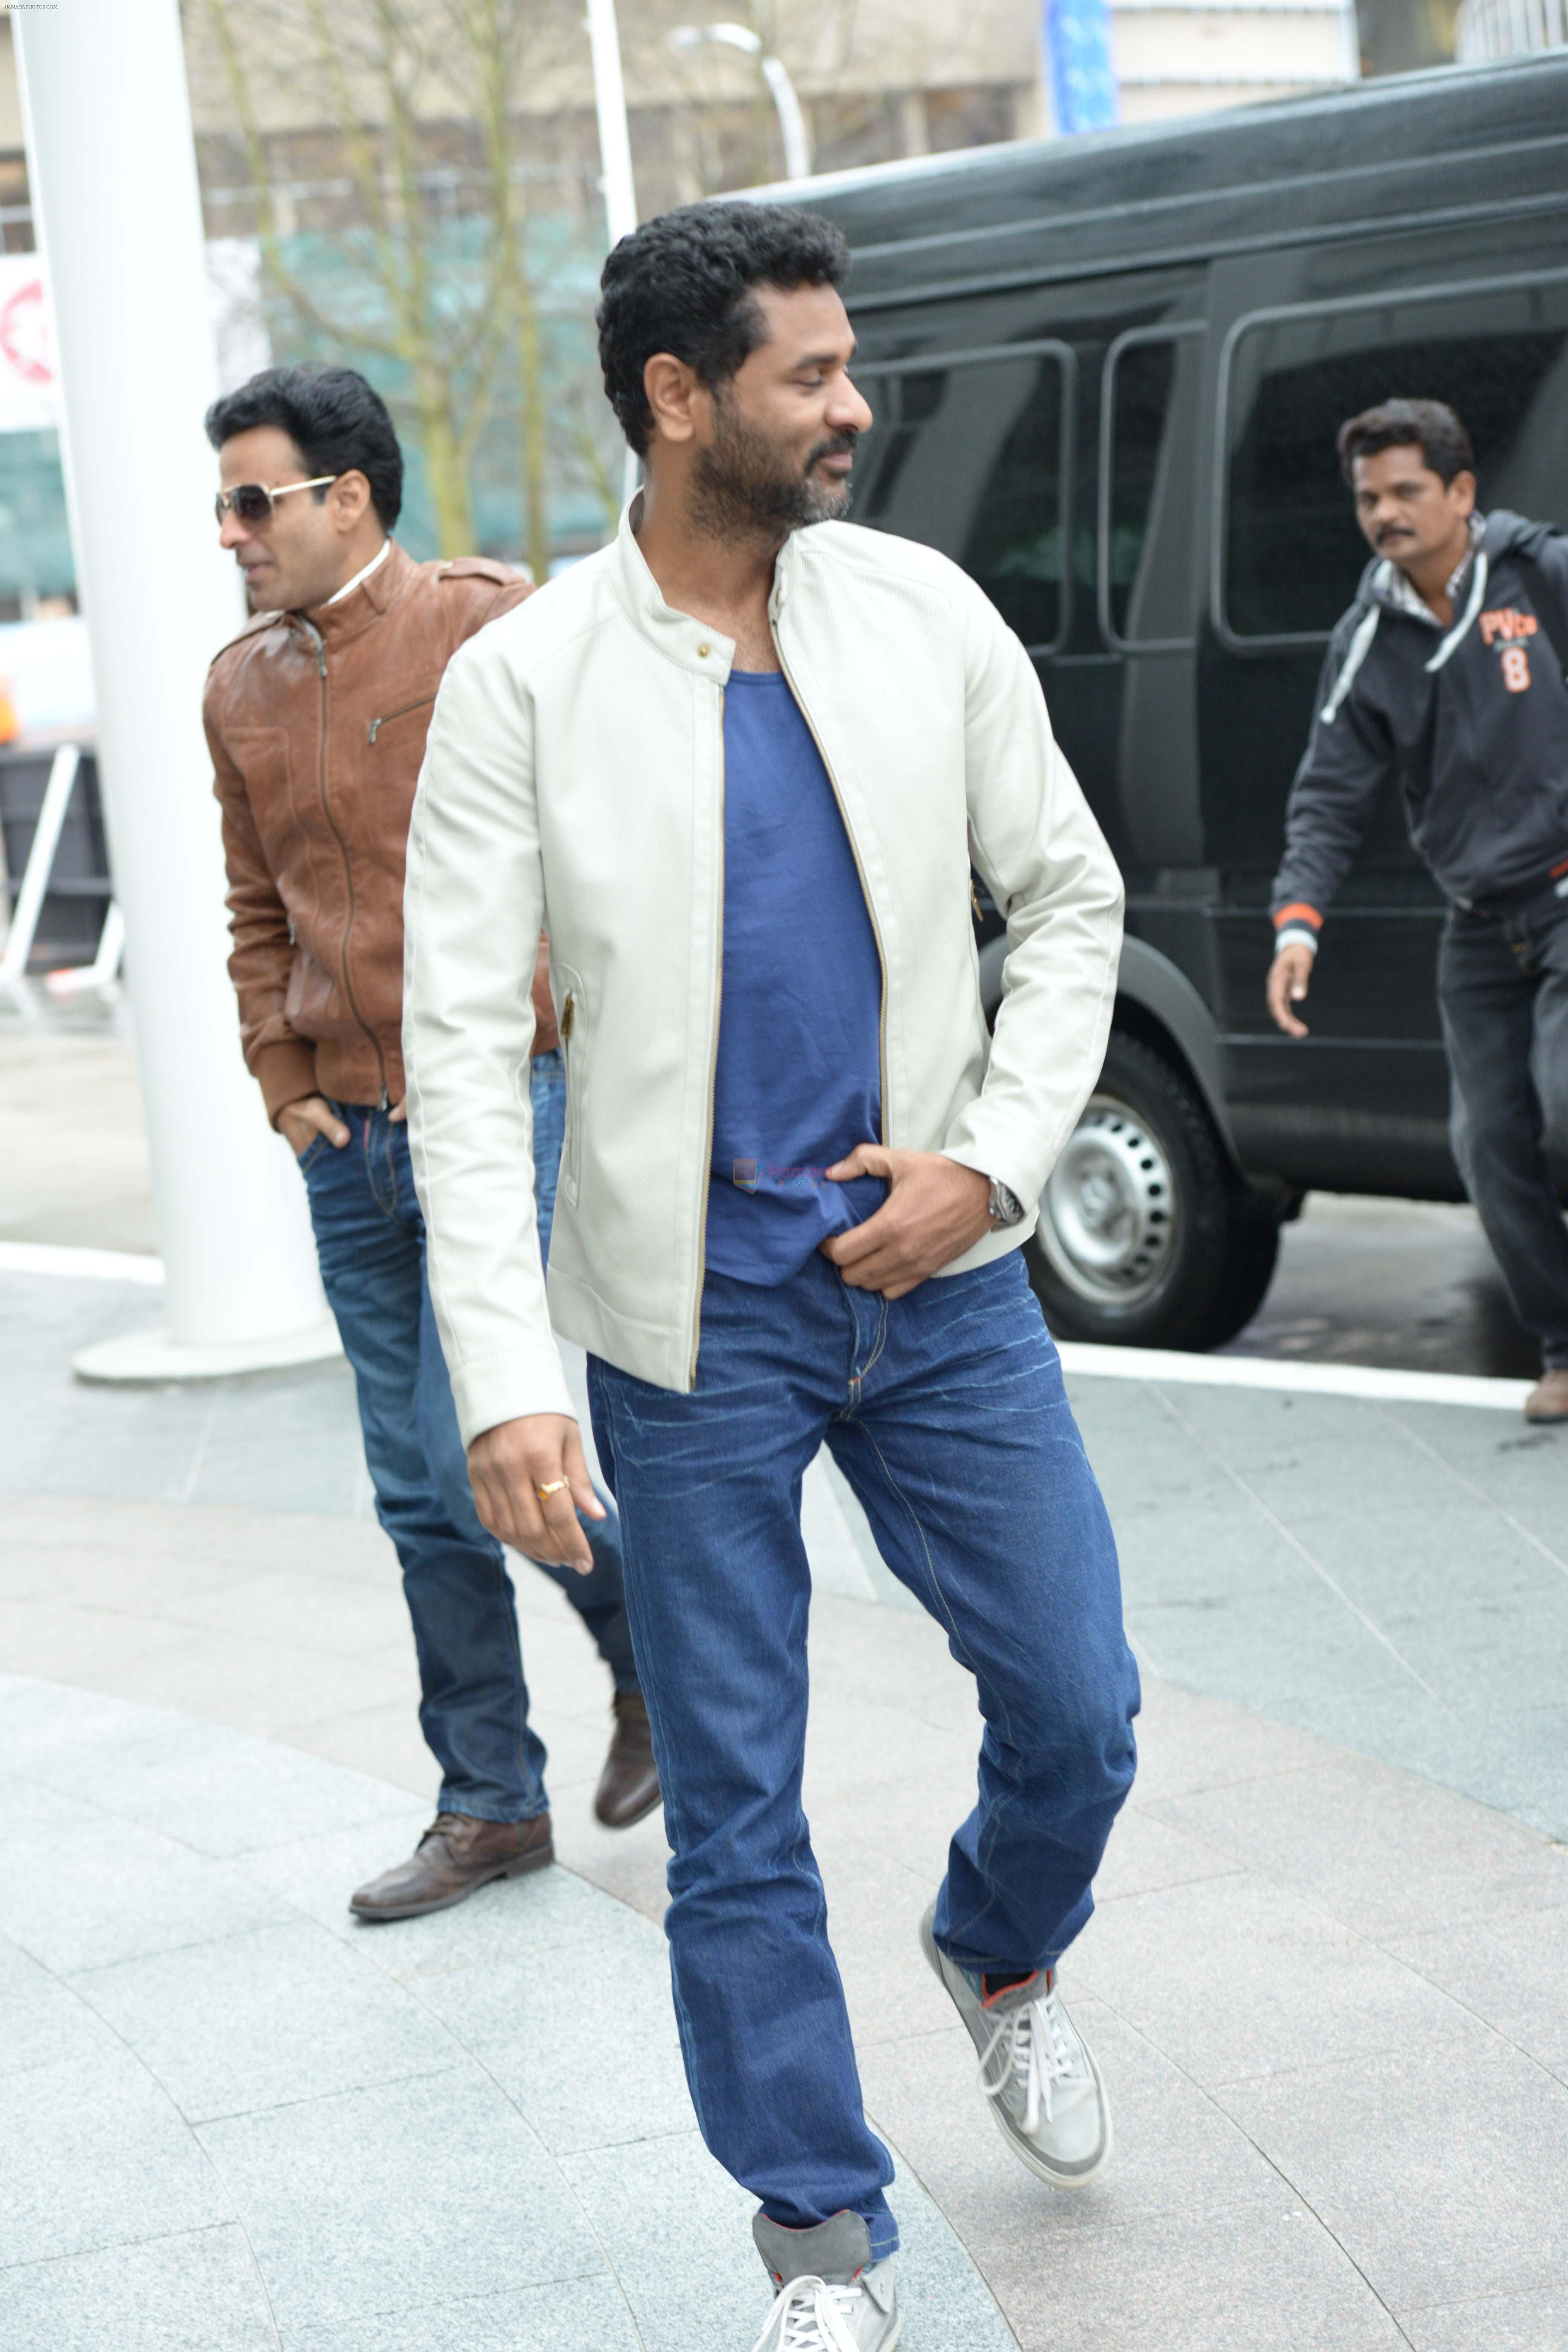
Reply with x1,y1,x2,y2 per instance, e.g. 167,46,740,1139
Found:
366,693,435,745
297,616,390,1108
690,690,726,1386
771,623,890,1146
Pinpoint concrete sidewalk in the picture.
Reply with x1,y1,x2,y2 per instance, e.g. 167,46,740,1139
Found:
4,1260,1568,2347
6,1493,1568,2349
0,1675,1011,2352
6,1262,1566,1845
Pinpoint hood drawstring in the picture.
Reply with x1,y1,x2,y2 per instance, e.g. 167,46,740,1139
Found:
1321,541,1490,725
1320,603,1381,724
1425,551,1489,674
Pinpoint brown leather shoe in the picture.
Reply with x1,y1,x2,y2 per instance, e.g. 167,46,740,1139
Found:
594,1690,662,1830
1524,1368,1568,1424
349,1811,553,1922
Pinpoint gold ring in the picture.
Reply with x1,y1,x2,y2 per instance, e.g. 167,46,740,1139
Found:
534,1478,570,1500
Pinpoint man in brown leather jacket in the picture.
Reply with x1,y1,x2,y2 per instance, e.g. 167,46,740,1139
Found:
203,366,657,1918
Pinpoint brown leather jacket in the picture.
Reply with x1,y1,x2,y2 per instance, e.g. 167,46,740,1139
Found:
205,541,531,1123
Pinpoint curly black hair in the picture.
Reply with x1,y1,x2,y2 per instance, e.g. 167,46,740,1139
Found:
205,366,404,529
597,201,850,457
1337,398,1474,488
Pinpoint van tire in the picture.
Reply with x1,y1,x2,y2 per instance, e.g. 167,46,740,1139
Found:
1024,1031,1280,1352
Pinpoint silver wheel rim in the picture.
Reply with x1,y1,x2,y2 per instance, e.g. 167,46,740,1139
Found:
1037,1092,1178,1309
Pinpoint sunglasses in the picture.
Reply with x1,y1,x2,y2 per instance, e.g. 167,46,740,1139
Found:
214,475,338,527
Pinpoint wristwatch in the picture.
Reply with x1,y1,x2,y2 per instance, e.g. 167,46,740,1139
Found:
987,1176,1025,1227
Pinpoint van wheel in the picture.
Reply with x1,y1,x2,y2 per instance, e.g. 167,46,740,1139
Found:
1024,1032,1280,1352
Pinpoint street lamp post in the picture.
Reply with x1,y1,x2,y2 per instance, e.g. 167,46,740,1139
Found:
670,23,813,182
15,0,338,1382
585,0,639,246
584,0,643,507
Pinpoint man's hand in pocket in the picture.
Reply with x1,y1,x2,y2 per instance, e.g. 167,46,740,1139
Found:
278,1095,352,1158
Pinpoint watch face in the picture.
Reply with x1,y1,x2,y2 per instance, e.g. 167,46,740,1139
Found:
991,1180,1023,1226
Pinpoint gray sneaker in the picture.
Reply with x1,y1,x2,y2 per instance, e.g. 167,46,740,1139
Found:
751,2211,899,2351
920,1898,1112,2190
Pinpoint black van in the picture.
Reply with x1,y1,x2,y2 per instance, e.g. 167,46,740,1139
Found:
783,56,1568,1350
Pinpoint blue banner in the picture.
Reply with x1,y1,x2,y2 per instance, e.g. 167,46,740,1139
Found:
1043,0,1119,135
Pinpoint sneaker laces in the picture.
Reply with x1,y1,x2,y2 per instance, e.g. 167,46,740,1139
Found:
978,1979,1074,2137
749,2273,865,2352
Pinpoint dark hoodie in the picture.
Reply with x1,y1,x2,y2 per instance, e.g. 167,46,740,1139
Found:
1270,510,1568,943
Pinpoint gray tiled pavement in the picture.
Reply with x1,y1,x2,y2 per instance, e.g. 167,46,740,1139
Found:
4,1257,1568,2346
0,1677,1018,2352
6,1266,1566,1837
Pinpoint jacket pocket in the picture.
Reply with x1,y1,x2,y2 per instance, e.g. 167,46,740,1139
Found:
553,965,588,1209
366,692,438,747
283,944,352,1042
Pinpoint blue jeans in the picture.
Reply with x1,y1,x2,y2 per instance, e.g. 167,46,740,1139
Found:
588,1246,1139,2258
527,1049,568,1268
299,1083,633,1825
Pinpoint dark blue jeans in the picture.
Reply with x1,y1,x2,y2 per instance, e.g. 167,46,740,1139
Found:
588,1246,1139,2259
1440,893,1568,1369
300,1080,633,1825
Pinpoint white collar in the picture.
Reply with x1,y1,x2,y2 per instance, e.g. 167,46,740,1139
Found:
612,494,810,681
325,537,392,607
1379,513,1484,629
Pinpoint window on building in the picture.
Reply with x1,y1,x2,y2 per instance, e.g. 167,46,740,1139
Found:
853,347,1071,650
923,86,1017,153
1223,281,1568,640
1102,331,1202,646
0,432,75,609
795,96,906,178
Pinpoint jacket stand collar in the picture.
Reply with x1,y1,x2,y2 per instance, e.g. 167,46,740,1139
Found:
301,539,417,648
610,493,807,680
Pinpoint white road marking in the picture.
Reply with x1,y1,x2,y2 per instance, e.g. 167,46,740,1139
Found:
1058,1340,1531,1414
0,1247,1535,1411
0,1241,164,1284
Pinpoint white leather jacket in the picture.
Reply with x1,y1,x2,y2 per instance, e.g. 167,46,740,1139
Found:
404,501,1124,1445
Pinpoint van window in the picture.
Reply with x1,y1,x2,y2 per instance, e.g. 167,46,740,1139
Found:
1223,280,1568,641
852,346,1071,651
1102,330,1203,647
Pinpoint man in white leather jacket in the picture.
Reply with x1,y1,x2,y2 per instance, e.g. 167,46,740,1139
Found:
404,201,1139,2352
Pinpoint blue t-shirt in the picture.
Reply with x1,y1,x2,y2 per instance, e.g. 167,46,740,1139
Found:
705,668,885,1286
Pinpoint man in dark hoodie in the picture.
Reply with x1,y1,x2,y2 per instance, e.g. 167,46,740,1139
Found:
1266,398,1568,1423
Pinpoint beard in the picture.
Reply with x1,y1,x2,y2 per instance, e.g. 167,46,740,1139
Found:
689,396,857,544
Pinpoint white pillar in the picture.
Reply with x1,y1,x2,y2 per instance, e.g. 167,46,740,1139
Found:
16,0,339,1381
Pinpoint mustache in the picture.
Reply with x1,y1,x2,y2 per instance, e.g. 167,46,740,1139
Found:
807,432,859,467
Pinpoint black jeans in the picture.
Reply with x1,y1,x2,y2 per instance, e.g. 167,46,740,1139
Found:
1438,891,1568,1371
